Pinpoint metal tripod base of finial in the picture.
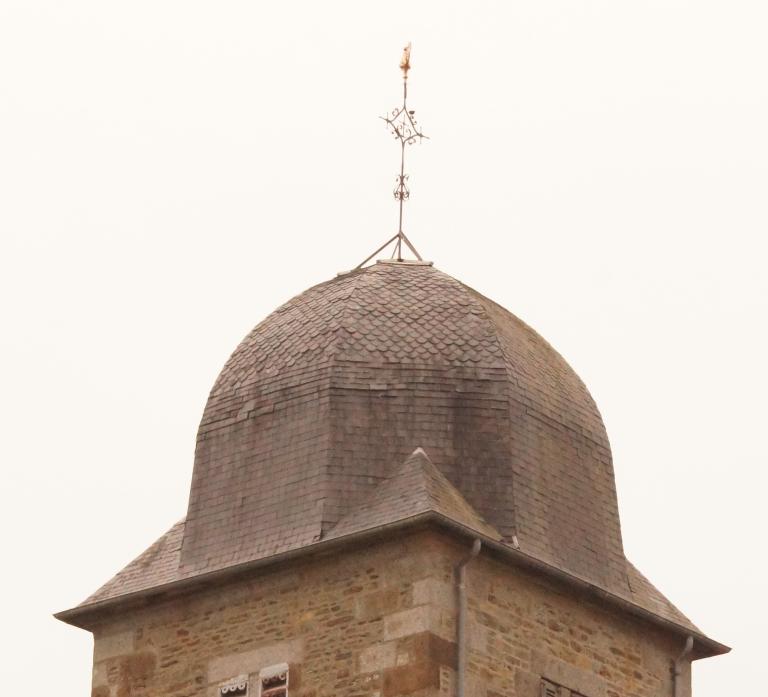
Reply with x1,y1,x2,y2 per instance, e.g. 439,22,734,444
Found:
354,231,424,269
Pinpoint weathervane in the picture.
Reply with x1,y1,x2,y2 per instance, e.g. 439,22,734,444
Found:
356,43,428,268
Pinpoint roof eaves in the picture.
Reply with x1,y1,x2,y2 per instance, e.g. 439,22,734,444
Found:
54,511,730,659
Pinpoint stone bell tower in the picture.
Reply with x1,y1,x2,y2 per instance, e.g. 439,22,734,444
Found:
57,46,727,697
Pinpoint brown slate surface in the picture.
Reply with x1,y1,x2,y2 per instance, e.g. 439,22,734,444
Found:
77,260,704,639
81,520,185,605
626,560,700,631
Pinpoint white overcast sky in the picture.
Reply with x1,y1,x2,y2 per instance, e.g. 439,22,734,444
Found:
1,1,766,695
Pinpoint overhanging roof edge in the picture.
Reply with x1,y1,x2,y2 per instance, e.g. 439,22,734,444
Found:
54,512,730,658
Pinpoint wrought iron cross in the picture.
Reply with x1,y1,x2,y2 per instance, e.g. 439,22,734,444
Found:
355,43,428,269
384,42,428,260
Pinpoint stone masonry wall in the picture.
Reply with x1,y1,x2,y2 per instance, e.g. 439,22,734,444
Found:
453,536,692,697
87,530,690,697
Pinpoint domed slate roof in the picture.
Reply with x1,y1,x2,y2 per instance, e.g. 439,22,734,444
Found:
181,260,621,584
64,259,727,654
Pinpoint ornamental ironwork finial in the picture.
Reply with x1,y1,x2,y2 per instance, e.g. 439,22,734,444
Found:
356,43,428,269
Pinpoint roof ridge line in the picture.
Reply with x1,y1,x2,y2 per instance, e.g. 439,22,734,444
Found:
319,268,370,536
324,447,503,542
454,278,522,545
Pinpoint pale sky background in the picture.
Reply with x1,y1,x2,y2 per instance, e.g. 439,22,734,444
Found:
1,1,766,695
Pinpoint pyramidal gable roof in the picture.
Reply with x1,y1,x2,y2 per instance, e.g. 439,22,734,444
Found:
326,447,504,542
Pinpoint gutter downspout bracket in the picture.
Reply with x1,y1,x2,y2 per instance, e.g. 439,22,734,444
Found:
672,635,694,697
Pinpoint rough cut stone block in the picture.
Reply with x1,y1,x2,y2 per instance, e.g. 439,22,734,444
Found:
358,642,397,673
93,629,134,661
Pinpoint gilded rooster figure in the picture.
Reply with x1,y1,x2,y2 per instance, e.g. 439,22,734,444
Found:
400,42,411,79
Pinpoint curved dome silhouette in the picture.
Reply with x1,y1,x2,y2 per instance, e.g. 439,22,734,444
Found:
69,257,721,647
181,260,626,592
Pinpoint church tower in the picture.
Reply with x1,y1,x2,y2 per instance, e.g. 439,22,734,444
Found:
57,47,727,697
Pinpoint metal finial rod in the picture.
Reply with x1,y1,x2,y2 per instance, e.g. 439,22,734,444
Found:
399,42,410,257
